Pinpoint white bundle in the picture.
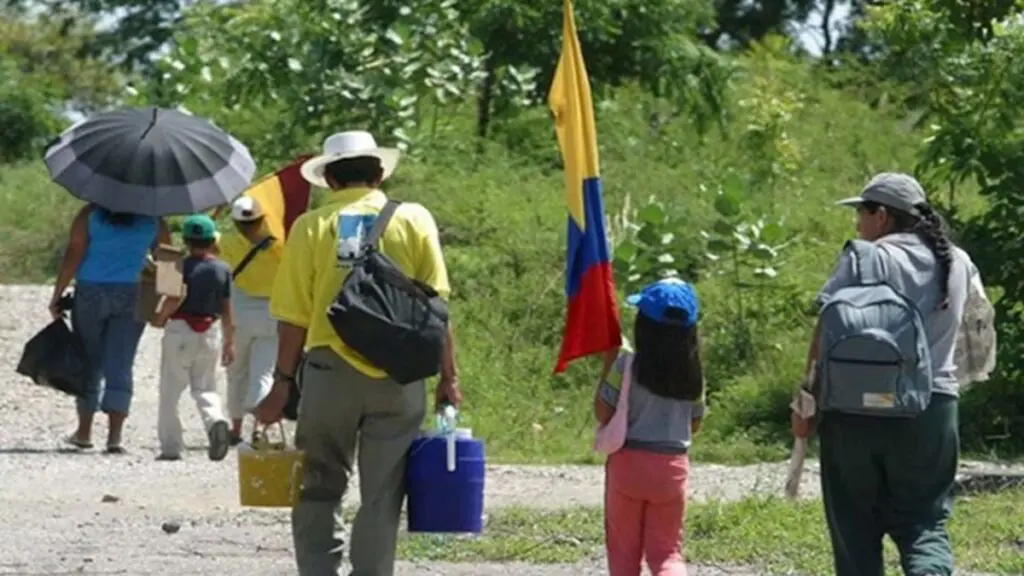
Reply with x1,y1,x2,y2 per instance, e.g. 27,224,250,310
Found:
784,369,817,500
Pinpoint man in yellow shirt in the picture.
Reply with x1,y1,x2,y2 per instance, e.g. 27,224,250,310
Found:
257,131,461,576
218,196,283,444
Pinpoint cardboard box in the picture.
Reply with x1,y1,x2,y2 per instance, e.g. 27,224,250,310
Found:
153,244,186,297
135,263,159,324
136,249,189,325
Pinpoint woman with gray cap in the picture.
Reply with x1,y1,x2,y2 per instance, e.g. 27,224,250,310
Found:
792,172,970,576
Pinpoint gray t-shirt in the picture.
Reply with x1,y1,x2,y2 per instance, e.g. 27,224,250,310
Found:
598,349,705,454
178,256,232,317
816,233,969,397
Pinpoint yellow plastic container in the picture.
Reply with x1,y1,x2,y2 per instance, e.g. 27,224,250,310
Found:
237,424,305,508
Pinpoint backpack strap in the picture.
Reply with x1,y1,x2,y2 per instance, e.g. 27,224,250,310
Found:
845,239,882,285
362,200,401,252
232,235,275,279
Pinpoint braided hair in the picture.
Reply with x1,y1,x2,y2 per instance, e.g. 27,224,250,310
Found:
912,203,954,307
860,201,954,307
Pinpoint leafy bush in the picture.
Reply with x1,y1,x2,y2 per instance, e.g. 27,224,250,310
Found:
0,61,58,162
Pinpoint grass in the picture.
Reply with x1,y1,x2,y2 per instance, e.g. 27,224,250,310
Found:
392,492,1024,575
1,57,1020,464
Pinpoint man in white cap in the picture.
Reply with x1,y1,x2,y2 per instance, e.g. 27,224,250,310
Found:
258,130,462,575
218,195,282,444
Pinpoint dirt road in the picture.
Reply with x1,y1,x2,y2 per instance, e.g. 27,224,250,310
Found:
0,285,1014,575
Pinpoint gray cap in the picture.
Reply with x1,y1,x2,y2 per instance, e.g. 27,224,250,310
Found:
836,172,928,215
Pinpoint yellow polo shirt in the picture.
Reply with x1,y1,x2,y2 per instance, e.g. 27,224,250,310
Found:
269,187,450,378
218,227,283,298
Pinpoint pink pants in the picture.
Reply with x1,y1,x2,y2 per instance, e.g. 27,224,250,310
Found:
605,448,690,576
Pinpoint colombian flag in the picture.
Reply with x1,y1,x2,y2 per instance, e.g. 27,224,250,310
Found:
243,155,313,241
549,0,622,373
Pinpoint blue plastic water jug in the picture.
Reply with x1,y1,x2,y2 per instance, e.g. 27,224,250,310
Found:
405,420,486,534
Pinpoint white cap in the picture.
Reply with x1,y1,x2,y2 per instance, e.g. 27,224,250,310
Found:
231,196,263,222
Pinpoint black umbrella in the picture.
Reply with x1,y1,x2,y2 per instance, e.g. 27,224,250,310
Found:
43,107,257,216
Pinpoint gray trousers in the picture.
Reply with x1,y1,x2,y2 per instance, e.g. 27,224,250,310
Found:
819,395,959,576
291,346,425,576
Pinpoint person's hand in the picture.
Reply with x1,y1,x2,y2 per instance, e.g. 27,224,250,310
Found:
48,297,61,321
435,376,462,411
791,411,814,439
221,341,236,367
790,382,816,439
255,375,291,424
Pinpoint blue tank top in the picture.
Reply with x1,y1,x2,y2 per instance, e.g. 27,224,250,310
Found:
76,210,158,284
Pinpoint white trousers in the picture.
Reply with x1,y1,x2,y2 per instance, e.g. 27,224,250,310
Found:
158,319,227,456
225,317,278,420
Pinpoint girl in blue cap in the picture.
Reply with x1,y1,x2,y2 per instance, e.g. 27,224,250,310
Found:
594,277,706,576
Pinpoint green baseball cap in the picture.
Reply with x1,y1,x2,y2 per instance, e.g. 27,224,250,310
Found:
181,214,219,241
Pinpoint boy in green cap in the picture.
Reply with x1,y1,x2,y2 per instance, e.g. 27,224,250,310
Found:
153,213,235,462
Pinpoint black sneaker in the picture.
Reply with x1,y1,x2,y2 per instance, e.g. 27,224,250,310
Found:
229,434,243,447
207,420,231,462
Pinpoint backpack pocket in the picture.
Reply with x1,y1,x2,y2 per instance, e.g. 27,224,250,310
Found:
822,329,922,416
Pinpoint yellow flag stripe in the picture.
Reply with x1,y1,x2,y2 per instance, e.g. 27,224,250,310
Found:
547,0,601,230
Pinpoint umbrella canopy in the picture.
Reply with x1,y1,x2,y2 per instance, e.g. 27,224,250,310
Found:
44,107,257,216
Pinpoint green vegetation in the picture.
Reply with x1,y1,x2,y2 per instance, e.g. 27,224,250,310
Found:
393,492,1024,575
2,0,1023,463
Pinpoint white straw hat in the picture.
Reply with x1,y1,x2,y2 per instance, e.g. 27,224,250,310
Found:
300,131,400,188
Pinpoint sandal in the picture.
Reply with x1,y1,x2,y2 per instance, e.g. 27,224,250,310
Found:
105,445,126,455
65,435,94,450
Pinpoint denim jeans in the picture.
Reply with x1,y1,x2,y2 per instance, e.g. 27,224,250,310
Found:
72,282,147,414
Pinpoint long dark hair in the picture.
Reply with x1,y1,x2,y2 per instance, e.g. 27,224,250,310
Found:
95,206,136,227
861,200,954,305
632,311,703,401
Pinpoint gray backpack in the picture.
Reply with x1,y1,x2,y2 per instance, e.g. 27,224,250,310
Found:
816,240,933,417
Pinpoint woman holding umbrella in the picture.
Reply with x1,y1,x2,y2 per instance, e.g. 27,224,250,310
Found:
44,107,256,453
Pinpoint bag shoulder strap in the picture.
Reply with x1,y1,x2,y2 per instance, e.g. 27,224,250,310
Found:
844,239,882,285
232,235,275,279
362,200,401,251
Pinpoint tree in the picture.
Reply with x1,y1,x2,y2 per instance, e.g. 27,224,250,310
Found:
837,0,1016,55
0,8,123,160
38,0,192,72
462,0,731,137
147,0,489,162
702,0,818,50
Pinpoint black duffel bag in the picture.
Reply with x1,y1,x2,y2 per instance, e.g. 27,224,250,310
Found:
327,201,448,384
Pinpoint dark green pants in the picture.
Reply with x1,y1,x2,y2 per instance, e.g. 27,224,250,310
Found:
819,394,959,576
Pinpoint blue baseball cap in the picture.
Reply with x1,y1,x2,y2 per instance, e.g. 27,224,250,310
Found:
625,278,699,327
